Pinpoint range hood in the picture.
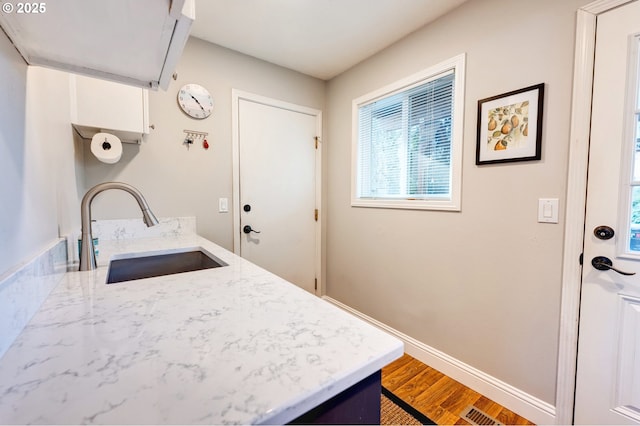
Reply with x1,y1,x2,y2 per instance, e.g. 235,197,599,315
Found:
0,0,194,90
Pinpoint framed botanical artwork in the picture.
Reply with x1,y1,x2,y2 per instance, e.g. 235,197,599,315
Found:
476,83,544,165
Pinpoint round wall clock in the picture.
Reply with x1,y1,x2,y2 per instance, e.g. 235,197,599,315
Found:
177,84,214,119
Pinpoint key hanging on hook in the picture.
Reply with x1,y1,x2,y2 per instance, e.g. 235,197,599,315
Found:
184,134,194,150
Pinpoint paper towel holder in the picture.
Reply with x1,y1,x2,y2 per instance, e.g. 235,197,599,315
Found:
72,124,145,145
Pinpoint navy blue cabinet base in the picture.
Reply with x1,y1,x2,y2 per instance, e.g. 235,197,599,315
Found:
290,370,381,424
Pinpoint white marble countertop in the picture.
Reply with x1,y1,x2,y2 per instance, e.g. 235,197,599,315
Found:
0,235,403,424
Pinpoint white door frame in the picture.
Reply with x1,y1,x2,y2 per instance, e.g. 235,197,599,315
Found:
231,89,323,294
557,0,634,423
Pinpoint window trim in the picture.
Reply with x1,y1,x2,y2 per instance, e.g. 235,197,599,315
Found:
350,53,465,211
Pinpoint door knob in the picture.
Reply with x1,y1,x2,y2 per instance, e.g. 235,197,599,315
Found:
591,256,635,276
243,225,260,234
593,225,615,240
243,204,251,212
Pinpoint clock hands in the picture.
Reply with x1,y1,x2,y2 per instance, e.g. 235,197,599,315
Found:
190,94,206,112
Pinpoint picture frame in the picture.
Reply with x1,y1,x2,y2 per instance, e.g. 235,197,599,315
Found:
476,83,544,165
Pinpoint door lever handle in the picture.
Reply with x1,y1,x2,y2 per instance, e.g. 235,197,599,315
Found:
591,256,636,276
243,225,261,234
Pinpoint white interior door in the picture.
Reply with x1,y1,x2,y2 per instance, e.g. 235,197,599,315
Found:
234,93,320,294
575,1,640,423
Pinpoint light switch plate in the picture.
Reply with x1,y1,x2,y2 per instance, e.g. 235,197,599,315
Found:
538,198,559,223
219,197,229,213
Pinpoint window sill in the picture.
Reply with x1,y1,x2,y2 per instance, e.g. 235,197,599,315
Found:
351,198,461,211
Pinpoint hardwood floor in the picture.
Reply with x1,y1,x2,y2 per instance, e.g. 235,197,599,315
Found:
382,354,534,425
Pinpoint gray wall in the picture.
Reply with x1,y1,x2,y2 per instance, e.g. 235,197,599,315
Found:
84,37,325,250
0,30,29,275
324,0,589,404
0,33,81,276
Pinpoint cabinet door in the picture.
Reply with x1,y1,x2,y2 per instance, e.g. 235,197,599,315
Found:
0,1,194,89
70,74,149,142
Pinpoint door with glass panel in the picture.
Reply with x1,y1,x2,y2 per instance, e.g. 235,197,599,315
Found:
574,1,640,423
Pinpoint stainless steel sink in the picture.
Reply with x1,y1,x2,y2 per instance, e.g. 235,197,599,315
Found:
106,249,227,284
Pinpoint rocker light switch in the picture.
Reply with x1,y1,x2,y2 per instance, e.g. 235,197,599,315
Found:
538,198,559,223
219,198,229,213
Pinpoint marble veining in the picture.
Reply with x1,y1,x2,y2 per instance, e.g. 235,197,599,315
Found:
0,239,67,360
0,235,403,424
91,216,196,241
70,217,196,264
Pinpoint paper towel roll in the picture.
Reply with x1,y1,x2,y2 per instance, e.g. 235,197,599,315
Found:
91,133,122,164
91,132,122,164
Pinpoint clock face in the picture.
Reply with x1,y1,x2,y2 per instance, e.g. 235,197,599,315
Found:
177,84,214,119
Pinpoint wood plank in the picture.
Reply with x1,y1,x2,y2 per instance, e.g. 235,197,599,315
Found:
514,412,535,425
416,403,446,423
412,376,459,408
392,366,444,404
382,358,429,392
455,417,472,425
432,407,463,425
497,407,523,425
381,353,414,377
393,364,444,396
381,354,535,425
441,385,482,414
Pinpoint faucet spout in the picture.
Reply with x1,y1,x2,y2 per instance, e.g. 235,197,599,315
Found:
79,182,159,271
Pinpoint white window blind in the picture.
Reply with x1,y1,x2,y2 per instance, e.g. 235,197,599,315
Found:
351,54,464,211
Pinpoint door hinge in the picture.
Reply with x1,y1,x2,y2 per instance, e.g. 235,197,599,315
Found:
315,136,320,149
315,278,318,290
314,208,318,221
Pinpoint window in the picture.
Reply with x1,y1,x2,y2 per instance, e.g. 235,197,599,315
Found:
351,54,465,210
626,38,640,254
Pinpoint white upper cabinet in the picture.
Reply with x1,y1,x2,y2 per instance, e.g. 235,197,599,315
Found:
0,0,194,90
69,74,149,144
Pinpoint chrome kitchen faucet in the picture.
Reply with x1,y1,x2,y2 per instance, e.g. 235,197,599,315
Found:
79,182,159,271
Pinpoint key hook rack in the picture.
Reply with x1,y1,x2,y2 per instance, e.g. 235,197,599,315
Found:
183,129,208,149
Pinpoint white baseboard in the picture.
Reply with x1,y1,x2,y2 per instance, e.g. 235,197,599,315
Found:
323,296,556,425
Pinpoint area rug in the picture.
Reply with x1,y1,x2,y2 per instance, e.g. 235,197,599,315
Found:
381,386,436,425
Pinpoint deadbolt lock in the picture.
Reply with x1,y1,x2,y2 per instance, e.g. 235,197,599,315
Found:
594,225,615,240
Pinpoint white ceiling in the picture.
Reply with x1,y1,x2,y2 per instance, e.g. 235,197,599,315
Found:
190,0,468,80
